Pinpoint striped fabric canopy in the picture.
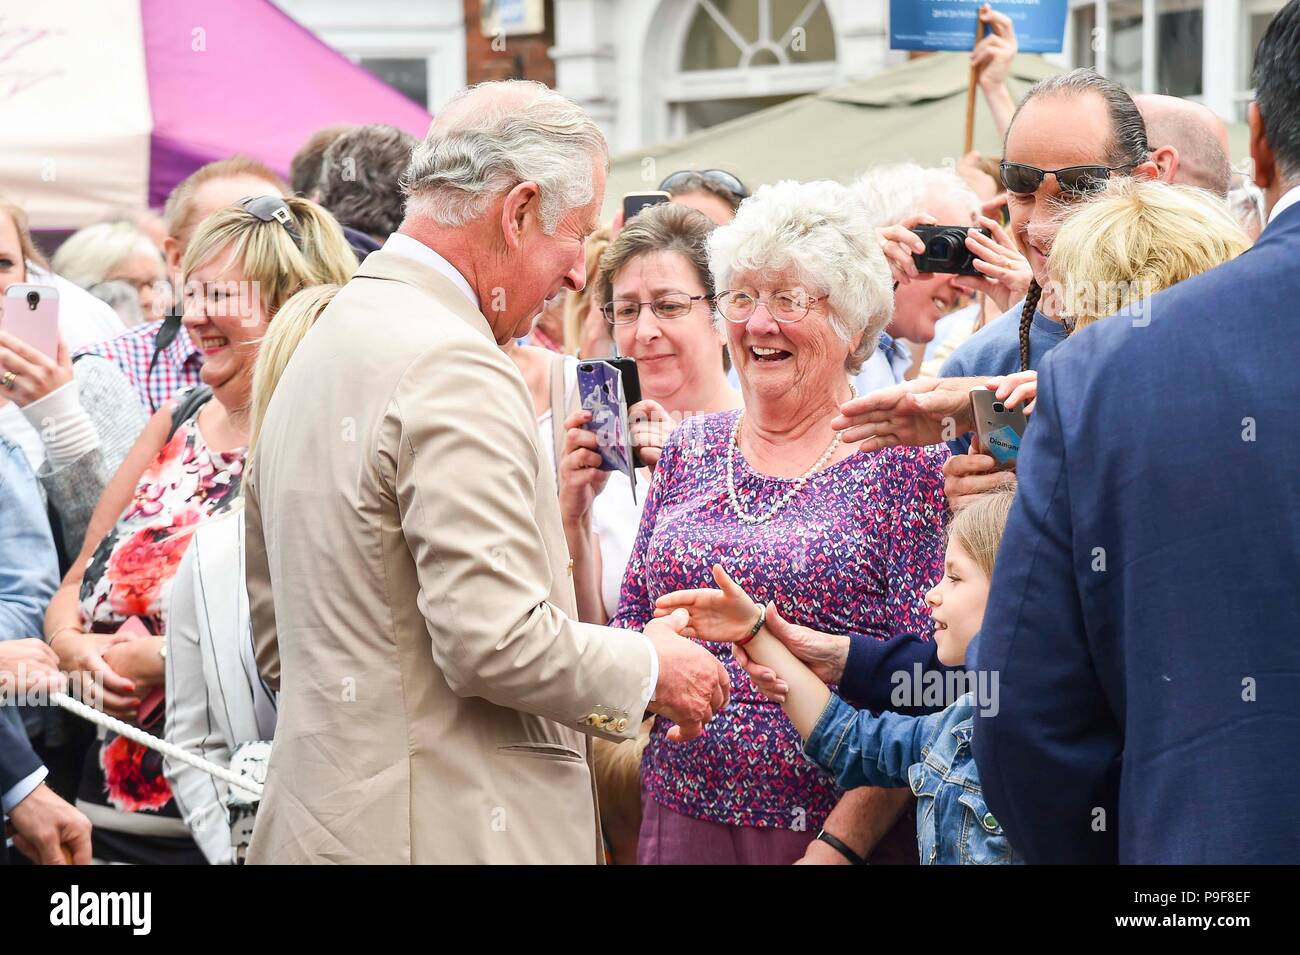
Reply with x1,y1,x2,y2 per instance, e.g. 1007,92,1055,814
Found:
1,0,432,229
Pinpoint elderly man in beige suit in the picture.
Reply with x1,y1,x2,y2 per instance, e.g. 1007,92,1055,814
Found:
244,81,731,864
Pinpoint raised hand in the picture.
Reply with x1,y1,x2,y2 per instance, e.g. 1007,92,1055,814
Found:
557,409,611,526
988,370,1038,415
652,564,762,642
953,215,1033,312
832,377,981,450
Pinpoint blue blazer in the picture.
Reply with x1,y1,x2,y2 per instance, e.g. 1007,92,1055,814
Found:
970,201,1300,864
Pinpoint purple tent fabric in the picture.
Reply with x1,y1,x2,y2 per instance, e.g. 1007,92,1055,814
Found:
141,0,432,207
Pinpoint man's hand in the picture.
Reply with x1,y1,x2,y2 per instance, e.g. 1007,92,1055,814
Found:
833,377,985,450
952,215,1033,313
644,608,731,743
943,443,1017,510
0,639,65,695
796,837,853,865
876,212,936,287
7,783,92,864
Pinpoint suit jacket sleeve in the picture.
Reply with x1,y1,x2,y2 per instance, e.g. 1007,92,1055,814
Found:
0,707,42,799
969,353,1120,863
245,469,281,691
385,341,653,741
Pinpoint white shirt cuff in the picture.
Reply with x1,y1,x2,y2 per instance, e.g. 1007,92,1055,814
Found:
2,765,48,814
636,631,659,703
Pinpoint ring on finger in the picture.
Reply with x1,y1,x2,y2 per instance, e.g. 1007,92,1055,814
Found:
1,371,15,390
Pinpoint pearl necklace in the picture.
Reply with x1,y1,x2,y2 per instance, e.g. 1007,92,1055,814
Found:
726,387,856,526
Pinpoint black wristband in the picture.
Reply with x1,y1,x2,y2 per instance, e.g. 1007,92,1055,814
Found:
815,828,868,865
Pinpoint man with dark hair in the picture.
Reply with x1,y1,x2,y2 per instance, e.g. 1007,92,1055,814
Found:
970,0,1300,863
288,124,354,198
316,124,418,257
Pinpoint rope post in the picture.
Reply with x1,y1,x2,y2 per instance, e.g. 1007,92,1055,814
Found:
964,13,988,155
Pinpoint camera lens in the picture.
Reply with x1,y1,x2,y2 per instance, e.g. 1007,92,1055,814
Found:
992,402,1006,414
927,235,958,262
25,291,39,309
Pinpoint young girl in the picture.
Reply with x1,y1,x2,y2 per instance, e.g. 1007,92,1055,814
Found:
654,487,1021,865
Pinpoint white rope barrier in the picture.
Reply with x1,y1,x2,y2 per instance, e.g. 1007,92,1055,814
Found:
50,690,263,800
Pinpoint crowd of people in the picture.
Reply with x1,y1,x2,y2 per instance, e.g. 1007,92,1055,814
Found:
1,1,1297,865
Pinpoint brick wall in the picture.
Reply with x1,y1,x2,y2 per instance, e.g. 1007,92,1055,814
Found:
463,0,556,87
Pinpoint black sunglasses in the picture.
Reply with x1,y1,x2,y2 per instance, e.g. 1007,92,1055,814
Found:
999,161,1135,197
658,168,749,200
239,195,304,248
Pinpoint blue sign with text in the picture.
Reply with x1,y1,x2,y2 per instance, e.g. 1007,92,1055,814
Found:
889,0,1068,54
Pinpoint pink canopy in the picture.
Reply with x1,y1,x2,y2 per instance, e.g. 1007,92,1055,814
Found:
1,0,433,228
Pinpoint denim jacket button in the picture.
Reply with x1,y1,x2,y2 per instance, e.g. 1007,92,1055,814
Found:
911,776,924,795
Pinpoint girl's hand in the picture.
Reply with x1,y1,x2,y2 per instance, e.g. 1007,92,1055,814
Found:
0,333,73,407
652,564,761,642
628,398,676,470
557,410,610,525
952,215,1032,312
987,370,1038,415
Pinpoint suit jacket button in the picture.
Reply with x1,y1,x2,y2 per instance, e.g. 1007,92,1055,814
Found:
614,718,628,732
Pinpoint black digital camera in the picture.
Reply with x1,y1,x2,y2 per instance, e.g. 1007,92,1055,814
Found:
910,225,990,276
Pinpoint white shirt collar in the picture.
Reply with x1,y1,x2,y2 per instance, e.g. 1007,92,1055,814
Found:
1267,184,1300,224
382,232,479,310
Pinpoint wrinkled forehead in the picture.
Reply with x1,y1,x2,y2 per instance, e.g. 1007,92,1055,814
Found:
1005,91,1118,169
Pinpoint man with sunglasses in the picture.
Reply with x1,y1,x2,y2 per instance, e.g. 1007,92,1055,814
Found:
659,169,748,225
971,0,1300,863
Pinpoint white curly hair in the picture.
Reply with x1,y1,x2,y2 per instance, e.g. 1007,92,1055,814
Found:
707,179,893,375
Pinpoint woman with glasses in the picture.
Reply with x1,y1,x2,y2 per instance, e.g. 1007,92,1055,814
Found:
41,196,355,863
607,180,948,865
557,202,739,864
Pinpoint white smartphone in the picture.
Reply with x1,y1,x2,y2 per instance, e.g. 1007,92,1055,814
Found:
2,284,60,358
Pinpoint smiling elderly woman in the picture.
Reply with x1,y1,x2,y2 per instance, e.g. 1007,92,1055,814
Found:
610,179,950,865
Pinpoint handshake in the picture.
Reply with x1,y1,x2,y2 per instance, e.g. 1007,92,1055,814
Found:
640,566,846,739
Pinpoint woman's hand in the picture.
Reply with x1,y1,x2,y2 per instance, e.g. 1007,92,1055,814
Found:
0,333,73,407
833,376,978,450
49,630,140,719
952,215,1032,313
877,212,937,287
628,398,676,470
653,564,762,642
557,410,611,526
101,637,164,694
987,369,1038,415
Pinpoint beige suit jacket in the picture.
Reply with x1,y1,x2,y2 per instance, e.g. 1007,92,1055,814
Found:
243,248,653,864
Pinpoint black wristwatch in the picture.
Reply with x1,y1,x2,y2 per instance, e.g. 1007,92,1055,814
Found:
815,828,869,865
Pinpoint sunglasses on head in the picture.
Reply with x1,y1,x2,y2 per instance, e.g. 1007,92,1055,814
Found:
239,195,304,248
657,169,749,200
999,161,1136,197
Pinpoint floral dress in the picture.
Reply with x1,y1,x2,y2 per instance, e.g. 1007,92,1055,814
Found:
610,410,949,850
75,390,244,864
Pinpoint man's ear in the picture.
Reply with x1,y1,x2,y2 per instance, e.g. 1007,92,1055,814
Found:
500,181,541,252
1249,102,1276,192
1133,158,1162,182
163,235,183,274
1150,145,1180,184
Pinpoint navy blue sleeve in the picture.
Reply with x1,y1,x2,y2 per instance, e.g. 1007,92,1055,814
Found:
0,707,42,796
839,632,965,715
968,352,1120,864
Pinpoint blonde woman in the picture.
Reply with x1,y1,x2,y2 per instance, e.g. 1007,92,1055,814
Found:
51,221,169,322
164,285,339,864
42,197,353,864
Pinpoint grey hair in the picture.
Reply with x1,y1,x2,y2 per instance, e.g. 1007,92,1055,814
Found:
851,162,981,228
400,80,609,234
1008,68,1149,168
707,179,893,376
318,124,419,240
50,221,162,289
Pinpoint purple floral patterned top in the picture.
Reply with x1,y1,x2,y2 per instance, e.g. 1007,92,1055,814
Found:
610,409,949,830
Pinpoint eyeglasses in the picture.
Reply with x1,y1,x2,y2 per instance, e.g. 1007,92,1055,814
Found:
999,161,1136,197
658,169,749,200
603,293,711,326
715,289,824,325
239,195,304,248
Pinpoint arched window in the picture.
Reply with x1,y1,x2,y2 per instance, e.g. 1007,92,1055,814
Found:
654,0,839,137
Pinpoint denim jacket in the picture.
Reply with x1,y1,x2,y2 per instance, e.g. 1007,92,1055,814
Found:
0,437,58,642
804,692,1023,865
